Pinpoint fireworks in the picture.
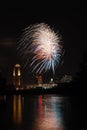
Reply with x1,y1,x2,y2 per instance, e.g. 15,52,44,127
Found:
18,23,63,74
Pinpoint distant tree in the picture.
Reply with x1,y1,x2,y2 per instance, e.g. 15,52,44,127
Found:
0,71,7,91
72,50,87,94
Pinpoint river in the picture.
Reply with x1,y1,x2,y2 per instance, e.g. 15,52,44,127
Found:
0,94,84,130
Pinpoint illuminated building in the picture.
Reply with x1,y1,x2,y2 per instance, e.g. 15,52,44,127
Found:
36,75,43,85
13,64,21,88
60,75,72,83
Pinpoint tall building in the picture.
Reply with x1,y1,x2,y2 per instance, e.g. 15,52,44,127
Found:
13,64,21,88
36,75,43,85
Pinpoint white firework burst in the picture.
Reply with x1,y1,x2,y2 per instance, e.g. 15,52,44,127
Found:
18,23,63,74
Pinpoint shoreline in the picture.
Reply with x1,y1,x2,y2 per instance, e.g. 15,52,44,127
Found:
0,86,81,96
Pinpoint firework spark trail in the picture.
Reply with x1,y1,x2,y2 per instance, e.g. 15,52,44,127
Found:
18,23,63,74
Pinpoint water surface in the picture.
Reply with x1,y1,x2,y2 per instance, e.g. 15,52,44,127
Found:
0,94,82,130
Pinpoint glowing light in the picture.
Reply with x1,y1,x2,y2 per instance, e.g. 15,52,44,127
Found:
18,68,21,76
15,64,20,67
18,23,63,74
13,95,22,124
13,64,21,86
13,68,15,76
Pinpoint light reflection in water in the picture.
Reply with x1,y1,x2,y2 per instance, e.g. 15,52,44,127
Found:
12,94,64,130
13,95,22,124
39,95,43,120
0,94,81,130
33,95,64,130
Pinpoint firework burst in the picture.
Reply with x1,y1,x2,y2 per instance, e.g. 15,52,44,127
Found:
18,23,63,74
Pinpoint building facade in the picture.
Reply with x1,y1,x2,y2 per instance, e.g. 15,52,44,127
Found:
13,64,21,88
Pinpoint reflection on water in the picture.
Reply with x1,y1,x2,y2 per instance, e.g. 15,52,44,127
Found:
0,94,81,130
34,95,64,130
36,96,63,130
13,95,22,124
13,94,64,130
0,94,65,130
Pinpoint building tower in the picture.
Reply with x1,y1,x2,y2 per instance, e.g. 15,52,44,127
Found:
13,64,21,89
36,75,43,87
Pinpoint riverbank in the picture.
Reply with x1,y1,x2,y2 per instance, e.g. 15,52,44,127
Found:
0,84,81,96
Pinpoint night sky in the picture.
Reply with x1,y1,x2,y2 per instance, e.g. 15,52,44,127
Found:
0,7,87,83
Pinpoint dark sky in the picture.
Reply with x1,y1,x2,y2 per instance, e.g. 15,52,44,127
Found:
0,7,87,83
